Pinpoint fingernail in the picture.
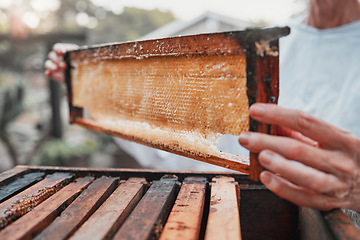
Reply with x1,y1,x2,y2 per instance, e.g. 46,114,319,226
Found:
250,104,265,117
259,151,273,166
59,46,66,53
238,132,251,146
260,171,272,185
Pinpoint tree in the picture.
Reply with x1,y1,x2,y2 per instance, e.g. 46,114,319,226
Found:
90,7,175,44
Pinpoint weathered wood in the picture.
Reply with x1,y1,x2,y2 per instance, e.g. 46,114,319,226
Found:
239,185,299,240
35,176,118,240
247,40,280,181
0,172,73,229
205,176,241,240
75,119,251,174
69,178,146,240
0,176,93,240
323,209,360,240
20,165,256,188
160,177,207,240
0,166,358,240
0,166,29,188
113,176,179,240
300,208,360,240
0,172,44,203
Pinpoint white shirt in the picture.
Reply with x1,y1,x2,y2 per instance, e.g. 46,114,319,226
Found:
279,16,360,229
279,17,360,138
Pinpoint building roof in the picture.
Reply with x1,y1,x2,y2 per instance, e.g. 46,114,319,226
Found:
139,11,251,40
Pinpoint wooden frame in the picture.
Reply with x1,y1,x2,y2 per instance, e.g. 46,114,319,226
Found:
64,27,290,180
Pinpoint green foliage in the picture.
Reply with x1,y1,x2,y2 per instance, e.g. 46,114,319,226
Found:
91,7,175,43
38,139,97,166
0,1,175,71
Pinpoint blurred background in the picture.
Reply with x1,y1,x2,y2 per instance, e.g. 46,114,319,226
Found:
0,0,307,172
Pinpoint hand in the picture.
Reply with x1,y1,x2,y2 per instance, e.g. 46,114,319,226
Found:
44,43,78,82
238,103,360,211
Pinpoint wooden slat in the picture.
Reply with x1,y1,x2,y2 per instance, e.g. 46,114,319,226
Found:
35,176,118,240
0,166,29,188
113,176,179,240
247,43,280,181
21,165,254,184
69,178,146,240
0,172,73,229
323,209,360,240
205,176,241,240
160,177,207,240
0,172,45,203
300,208,360,240
0,176,94,240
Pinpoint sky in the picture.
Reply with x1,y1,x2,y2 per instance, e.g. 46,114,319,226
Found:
0,0,308,30
90,0,308,24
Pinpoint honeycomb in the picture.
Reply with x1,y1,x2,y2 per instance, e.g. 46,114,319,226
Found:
0,185,62,229
71,53,248,157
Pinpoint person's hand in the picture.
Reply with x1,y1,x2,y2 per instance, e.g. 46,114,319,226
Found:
44,43,78,82
238,103,360,211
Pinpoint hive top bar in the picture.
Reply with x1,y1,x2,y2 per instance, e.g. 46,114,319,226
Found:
64,27,290,176
67,27,290,62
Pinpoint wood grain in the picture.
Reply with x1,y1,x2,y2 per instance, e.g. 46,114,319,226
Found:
0,176,93,240
323,209,360,240
113,176,179,240
69,178,146,240
300,208,360,240
75,118,250,174
160,177,207,240
0,166,29,188
35,176,118,240
205,176,241,240
247,41,280,181
0,172,73,229
0,172,44,203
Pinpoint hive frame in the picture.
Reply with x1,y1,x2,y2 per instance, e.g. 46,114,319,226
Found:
64,27,290,180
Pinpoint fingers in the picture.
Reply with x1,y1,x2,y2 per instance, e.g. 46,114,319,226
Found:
249,103,353,150
44,59,57,71
260,171,342,211
49,71,65,83
277,126,318,147
44,59,65,82
44,43,78,82
259,150,349,196
238,132,335,174
48,51,66,70
53,43,78,55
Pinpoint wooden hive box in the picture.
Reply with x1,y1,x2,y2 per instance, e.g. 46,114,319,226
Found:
0,165,359,240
